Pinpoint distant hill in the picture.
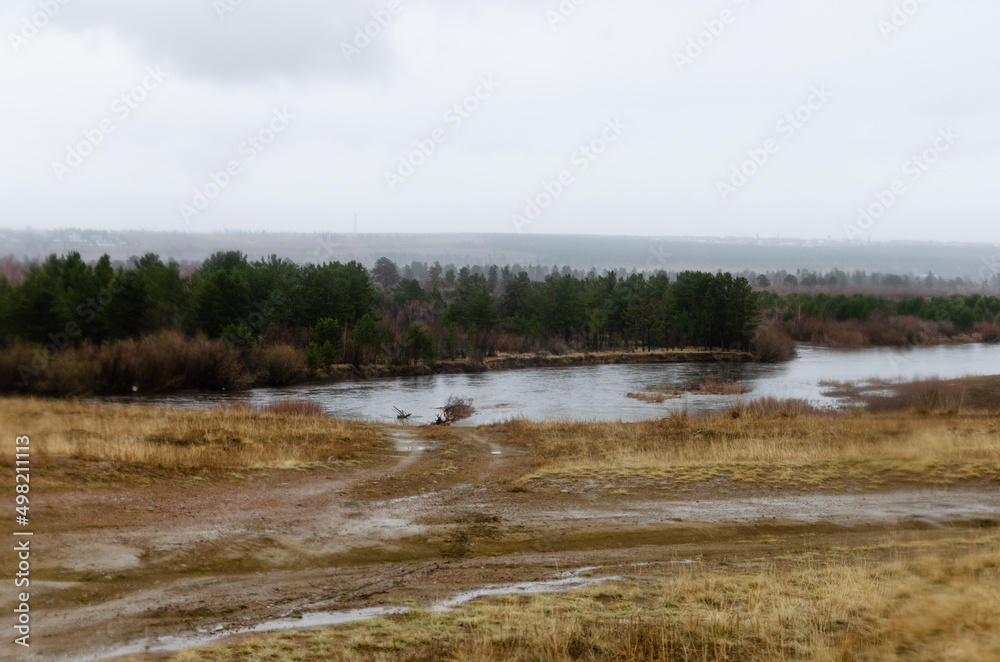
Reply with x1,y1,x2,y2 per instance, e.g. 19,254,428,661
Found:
1,229,997,279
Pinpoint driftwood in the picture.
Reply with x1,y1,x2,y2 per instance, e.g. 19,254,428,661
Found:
393,407,412,420
433,397,475,426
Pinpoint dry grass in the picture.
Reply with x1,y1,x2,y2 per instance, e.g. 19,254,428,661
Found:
490,410,1000,489
221,398,327,418
0,397,383,485
819,375,1000,414
781,315,949,348
160,531,1000,661
629,377,751,403
695,376,751,395
627,391,674,403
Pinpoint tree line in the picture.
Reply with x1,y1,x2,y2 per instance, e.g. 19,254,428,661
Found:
0,252,763,374
759,291,1000,331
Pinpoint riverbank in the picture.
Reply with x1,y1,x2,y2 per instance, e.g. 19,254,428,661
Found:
321,348,753,382
0,331,753,398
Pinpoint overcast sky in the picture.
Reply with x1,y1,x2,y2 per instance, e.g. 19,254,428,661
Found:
1,0,997,241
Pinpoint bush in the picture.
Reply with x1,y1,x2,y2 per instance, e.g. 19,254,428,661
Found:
0,342,40,393
99,331,246,392
251,344,307,386
750,323,796,363
977,321,1000,343
38,350,102,396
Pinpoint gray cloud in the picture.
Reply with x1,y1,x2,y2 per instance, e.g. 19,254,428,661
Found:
1,0,998,242
55,0,399,80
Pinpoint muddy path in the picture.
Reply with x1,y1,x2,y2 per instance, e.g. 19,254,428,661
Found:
9,426,1000,661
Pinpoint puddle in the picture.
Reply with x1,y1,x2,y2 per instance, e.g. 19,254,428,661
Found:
247,606,410,633
431,567,618,611
383,484,471,505
90,567,620,660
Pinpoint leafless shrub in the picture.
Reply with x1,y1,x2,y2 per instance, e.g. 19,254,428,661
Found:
750,322,797,362
248,344,307,386
435,396,475,424
977,321,1000,343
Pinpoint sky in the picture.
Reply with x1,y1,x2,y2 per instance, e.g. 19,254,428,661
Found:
0,0,997,241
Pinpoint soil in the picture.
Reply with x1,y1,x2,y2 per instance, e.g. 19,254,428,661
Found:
7,426,999,661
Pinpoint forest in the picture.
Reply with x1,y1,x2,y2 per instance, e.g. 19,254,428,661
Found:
3,250,1000,395
0,251,761,394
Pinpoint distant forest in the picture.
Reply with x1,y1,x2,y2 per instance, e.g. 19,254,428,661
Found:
2,251,1000,395
0,251,758,361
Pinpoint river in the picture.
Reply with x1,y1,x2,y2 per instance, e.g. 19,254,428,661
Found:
103,344,1000,425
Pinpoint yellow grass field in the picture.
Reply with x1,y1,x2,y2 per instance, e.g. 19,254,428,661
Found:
0,397,384,485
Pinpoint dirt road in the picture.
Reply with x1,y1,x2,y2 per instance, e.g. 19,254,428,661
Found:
11,425,1000,660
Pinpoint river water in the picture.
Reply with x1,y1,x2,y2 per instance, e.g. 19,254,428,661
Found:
108,344,1000,425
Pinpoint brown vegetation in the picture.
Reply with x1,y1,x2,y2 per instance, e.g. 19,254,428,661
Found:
626,391,672,403
221,398,327,418
976,320,1000,343
694,376,751,395
492,408,1000,489
726,396,827,418
781,315,956,348
628,377,751,403
750,321,798,362
0,331,314,396
162,533,1000,662
0,397,382,484
435,396,476,425
819,375,1000,414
